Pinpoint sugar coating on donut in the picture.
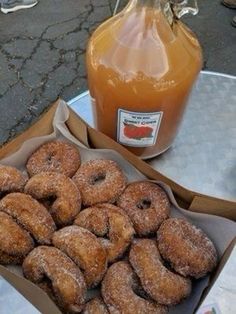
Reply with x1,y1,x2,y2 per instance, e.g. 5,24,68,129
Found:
83,297,109,314
117,181,170,236
0,165,27,194
72,159,127,206
52,225,107,288
102,261,168,314
24,172,81,226
74,203,135,263
23,246,87,313
0,193,56,245
0,211,34,263
26,141,81,177
157,218,218,278
129,239,191,305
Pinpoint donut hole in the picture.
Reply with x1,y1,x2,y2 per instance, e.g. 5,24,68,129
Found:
98,227,110,241
132,278,150,299
45,152,56,163
38,278,58,304
137,198,151,210
90,172,106,185
41,196,57,209
45,153,60,169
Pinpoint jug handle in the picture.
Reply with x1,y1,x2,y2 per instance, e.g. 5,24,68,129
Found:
170,0,199,19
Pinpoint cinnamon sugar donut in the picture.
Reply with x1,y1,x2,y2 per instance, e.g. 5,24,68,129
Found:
74,204,135,263
0,165,27,195
24,172,81,226
26,141,81,177
72,159,126,206
0,212,34,264
117,181,170,236
23,246,87,313
83,297,109,314
102,261,167,314
157,218,218,279
129,239,191,305
0,193,56,244
52,226,107,288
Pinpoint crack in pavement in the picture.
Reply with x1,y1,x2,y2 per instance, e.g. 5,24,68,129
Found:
0,0,109,145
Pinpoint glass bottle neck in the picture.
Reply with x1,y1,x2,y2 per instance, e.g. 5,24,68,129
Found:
123,0,161,14
127,0,161,9
135,0,161,8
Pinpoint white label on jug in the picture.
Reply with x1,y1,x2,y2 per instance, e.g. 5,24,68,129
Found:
117,109,163,147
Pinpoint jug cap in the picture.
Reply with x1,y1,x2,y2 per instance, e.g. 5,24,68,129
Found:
169,0,199,19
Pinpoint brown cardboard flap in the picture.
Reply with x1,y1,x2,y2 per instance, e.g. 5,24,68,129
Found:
0,266,62,314
189,196,236,220
66,107,90,148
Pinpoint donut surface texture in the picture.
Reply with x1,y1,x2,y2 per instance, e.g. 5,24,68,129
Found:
25,172,81,226
22,246,87,313
129,239,191,305
26,141,81,177
0,212,34,264
117,181,170,235
83,297,109,314
72,159,126,206
0,165,27,195
102,261,167,314
0,193,56,244
52,226,107,288
157,218,218,278
74,203,135,263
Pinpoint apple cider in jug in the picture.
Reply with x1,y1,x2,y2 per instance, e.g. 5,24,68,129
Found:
86,0,202,159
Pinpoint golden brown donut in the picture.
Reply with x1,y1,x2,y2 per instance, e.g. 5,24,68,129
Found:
83,297,109,314
157,218,218,279
0,165,27,195
0,193,56,244
117,181,170,236
74,204,135,263
72,159,126,206
24,172,81,226
102,261,167,314
26,141,81,177
22,246,87,313
0,212,34,264
129,239,191,305
52,226,107,288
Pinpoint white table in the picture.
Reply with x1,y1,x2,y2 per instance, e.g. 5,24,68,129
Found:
69,71,236,202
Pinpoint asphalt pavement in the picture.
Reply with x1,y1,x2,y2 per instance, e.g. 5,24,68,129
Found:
0,0,235,145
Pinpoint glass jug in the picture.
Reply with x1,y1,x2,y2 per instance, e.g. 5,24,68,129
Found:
86,0,203,159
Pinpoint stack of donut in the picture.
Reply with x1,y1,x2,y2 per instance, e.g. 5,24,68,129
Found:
0,140,218,314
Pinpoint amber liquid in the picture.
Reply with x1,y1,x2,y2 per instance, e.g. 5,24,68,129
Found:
86,7,202,158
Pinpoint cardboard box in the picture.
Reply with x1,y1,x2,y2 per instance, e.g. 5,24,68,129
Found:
1,100,235,220
0,100,235,314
